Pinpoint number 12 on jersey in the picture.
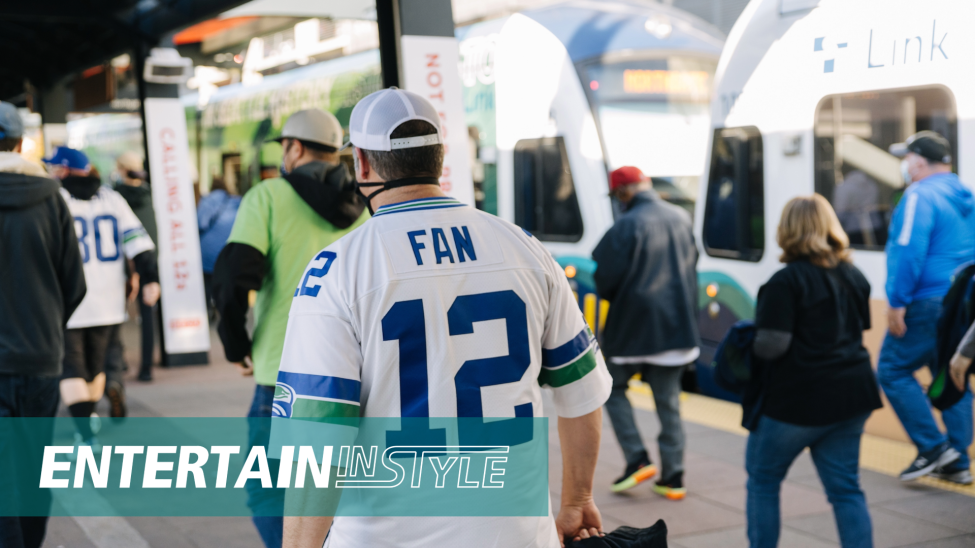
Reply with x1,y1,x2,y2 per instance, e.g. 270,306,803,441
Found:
382,290,534,448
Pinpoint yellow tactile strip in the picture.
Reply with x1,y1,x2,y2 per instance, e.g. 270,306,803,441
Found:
626,382,975,497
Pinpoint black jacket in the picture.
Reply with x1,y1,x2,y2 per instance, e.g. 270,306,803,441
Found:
114,181,157,245
213,160,363,361
592,190,700,358
0,171,86,376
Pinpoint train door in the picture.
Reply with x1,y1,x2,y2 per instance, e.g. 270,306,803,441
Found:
696,126,766,398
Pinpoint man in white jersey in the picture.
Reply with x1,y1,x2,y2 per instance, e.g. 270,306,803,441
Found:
45,147,160,449
277,88,612,547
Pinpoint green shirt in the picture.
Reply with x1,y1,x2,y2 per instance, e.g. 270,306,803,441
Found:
228,178,368,386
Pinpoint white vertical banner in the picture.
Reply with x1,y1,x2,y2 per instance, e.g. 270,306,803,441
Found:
400,35,475,206
143,98,211,356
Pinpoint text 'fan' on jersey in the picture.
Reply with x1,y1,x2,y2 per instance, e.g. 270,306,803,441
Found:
61,187,154,329
276,196,612,547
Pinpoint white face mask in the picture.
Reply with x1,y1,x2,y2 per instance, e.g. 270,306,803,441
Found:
900,159,913,185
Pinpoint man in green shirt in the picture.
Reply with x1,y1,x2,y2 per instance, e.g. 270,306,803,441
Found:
212,108,366,548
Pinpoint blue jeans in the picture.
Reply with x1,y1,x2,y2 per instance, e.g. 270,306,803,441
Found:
746,413,872,548
878,297,973,468
247,385,283,548
0,374,60,548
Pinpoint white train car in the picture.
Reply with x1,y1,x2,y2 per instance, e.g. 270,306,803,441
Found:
695,0,975,431
458,1,724,335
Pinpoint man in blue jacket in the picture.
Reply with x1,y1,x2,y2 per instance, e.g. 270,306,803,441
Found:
880,131,975,485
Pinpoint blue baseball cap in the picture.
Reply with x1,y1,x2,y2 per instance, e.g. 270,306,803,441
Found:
43,146,91,171
0,101,23,140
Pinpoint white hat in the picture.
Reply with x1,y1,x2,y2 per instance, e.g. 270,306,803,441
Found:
273,109,343,150
346,88,443,152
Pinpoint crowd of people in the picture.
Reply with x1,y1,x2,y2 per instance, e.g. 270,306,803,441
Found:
0,84,973,548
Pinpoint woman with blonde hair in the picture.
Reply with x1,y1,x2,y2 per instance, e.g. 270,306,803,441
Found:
746,194,882,548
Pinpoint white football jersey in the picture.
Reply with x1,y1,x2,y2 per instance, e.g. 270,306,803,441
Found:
277,196,612,547
62,186,155,329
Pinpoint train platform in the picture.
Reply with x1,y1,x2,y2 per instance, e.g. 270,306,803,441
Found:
41,324,975,548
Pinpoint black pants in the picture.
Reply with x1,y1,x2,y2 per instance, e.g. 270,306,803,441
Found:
104,324,126,386
0,374,59,548
138,285,157,372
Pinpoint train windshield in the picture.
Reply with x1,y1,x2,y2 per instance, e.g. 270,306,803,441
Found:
580,56,716,215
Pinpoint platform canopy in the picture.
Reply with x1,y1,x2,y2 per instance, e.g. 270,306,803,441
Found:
0,0,252,100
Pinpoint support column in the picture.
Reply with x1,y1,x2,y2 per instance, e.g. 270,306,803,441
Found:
377,0,474,206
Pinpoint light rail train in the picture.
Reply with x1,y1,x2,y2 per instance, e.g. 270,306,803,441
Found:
69,0,724,340
693,0,975,427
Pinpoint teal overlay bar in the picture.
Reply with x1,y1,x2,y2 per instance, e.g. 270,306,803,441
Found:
0,417,548,518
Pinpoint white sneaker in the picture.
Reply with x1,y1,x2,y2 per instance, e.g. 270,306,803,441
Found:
68,434,103,461
90,412,102,435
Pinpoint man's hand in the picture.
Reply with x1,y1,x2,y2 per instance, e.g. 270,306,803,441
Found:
556,498,603,546
950,352,972,392
887,307,907,338
142,282,161,307
126,272,141,302
233,355,254,376
557,408,604,547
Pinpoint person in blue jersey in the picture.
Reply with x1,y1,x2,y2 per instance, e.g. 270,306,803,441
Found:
879,131,975,485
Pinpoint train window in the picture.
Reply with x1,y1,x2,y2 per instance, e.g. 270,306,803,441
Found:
579,55,716,219
703,127,765,261
513,137,583,242
814,87,957,250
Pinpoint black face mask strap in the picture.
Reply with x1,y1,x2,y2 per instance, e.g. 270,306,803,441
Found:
356,176,441,215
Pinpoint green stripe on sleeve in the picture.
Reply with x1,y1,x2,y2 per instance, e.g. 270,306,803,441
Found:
538,348,597,388
291,399,361,424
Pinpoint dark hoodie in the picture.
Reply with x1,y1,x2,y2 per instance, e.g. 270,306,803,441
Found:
0,171,87,376
114,181,158,245
283,160,364,229
212,160,364,362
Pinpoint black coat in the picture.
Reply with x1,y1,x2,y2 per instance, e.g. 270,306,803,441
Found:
0,171,86,376
592,190,700,358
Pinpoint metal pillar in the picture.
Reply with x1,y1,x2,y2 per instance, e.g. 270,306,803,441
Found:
376,0,475,205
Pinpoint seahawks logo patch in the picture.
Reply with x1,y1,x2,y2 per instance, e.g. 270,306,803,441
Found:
272,382,296,418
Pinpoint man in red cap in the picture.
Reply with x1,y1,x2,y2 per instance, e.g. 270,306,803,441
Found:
593,166,700,500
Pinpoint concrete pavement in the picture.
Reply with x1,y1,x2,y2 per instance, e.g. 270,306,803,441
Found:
40,324,975,548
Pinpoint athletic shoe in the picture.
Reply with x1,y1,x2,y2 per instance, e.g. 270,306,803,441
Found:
899,442,961,481
106,380,127,419
612,452,657,493
930,462,974,485
68,434,102,461
652,472,686,500
89,412,102,435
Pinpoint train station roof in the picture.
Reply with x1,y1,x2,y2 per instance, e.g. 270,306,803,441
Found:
0,0,250,101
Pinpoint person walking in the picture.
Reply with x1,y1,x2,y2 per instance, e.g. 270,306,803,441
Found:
197,175,240,318
879,131,975,484
0,102,87,548
592,166,699,500
748,195,881,548
44,147,159,450
212,108,366,548
277,87,612,548
112,151,158,382
949,327,975,485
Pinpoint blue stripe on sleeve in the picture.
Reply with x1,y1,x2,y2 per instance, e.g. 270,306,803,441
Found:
276,371,361,403
542,328,593,369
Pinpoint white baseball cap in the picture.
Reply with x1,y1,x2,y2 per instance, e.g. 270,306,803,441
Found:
345,88,443,152
273,108,343,150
